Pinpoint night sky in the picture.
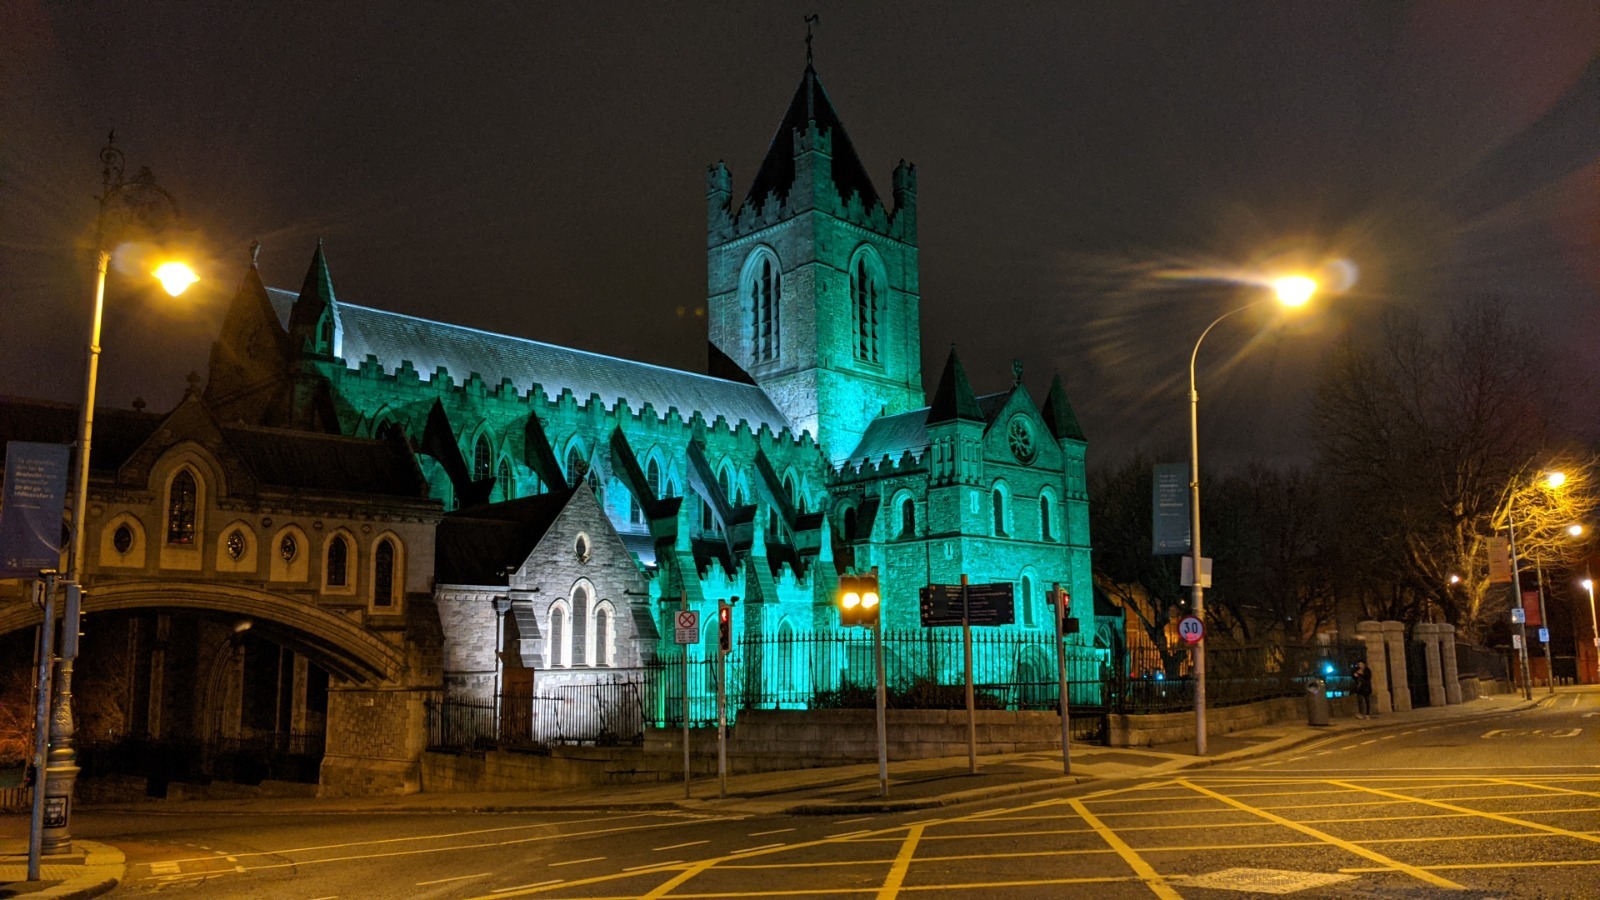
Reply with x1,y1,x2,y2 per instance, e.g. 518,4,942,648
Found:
3,2,1597,471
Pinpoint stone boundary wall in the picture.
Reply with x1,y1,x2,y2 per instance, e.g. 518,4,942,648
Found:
1106,695,1343,747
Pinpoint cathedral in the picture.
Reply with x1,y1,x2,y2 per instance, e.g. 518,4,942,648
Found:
0,57,1104,794
202,58,1102,703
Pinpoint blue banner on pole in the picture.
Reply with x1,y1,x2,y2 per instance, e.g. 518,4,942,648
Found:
0,442,70,577
1152,463,1191,555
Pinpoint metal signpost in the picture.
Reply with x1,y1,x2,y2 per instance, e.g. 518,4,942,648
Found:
716,600,733,799
919,579,1014,774
673,598,696,799
1050,583,1072,774
26,574,57,881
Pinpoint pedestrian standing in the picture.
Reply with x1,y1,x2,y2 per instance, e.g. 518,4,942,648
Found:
1352,661,1374,718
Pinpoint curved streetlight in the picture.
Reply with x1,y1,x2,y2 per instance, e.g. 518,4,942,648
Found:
1583,577,1599,684
45,134,196,858
1188,274,1318,756
1504,471,1573,701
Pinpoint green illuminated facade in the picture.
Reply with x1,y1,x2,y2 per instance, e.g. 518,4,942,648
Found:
205,61,1104,700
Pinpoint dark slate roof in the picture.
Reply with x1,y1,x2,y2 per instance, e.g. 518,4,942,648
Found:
1041,374,1087,442
266,291,788,433
220,425,428,498
845,407,928,466
0,397,161,473
745,65,882,211
434,490,573,586
844,392,1006,468
926,347,983,425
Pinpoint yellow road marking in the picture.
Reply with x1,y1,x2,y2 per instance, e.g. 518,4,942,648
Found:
876,823,924,900
1341,857,1600,873
1067,798,1182,900
1327,780,1600,847
1176,780,1463,890
1488,777,1600,801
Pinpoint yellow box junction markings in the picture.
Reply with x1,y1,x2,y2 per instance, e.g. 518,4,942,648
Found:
1174,780,1464,890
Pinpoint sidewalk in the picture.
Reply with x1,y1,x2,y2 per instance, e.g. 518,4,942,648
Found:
0,688,1556,899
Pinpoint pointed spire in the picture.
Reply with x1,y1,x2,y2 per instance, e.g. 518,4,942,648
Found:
1041,373,1086,442
298,238,336,308
743,62,881,210
926,345,983,425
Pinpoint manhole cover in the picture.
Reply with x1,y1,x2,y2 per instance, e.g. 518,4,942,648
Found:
1180,868,1357,894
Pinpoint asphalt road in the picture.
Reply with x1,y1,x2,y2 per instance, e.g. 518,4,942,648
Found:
53,688,1600,897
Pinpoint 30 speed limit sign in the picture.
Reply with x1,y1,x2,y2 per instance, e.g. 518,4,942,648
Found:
1178,615,1205,645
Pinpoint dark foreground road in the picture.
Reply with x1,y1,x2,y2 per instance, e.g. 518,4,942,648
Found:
30,688,1600,898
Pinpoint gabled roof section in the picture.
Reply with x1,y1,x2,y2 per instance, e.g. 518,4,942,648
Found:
0,397,161,474
221,424,429,498
926,346,983,425
434,489,576,586
745,64,882,211
264,291,788,433
1041,373,1087,442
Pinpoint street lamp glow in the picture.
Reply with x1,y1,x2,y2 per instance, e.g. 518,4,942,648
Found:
1544,471,1567,489
1584,579,1594,591
152,261,198,296
1448,574,1461,585
1569,524,1585,537
1271,274,1318,307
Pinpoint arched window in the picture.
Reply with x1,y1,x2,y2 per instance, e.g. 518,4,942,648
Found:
851,251,882,363
899,497,916,538
375,419,400,443
548,601,570,668
327,535,349,587
776,620,797,694
1039,495,1054,541
167,470,197,544
565,445,588,487
317,312,334,352
746,251,782,363
593,602,614,668
473,435,493,483
570,583,590,665
495,459,513,502
1021,574,1036,627
992,487,1007,536
843,508,858,542
634,458,663,525
373,538,397,607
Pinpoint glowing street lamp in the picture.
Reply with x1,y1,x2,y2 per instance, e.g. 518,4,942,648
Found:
1188,272,1319,756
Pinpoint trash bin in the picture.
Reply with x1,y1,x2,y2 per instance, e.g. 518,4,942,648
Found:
1306,678,1330,726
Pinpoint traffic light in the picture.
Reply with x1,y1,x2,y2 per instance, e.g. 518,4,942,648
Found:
836,572,881,627
717,601,733,655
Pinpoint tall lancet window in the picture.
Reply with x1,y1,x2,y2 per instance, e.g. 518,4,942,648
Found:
851,250,883,363
747,250,781,363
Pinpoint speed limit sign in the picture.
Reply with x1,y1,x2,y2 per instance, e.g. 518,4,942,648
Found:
1178,616,1205,645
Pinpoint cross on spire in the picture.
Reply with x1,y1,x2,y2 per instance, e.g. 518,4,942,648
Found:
805,13,818,66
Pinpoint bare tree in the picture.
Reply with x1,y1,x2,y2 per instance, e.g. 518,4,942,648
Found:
1312,300,1584,635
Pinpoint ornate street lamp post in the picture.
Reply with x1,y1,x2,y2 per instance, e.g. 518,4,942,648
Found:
44,134,196,854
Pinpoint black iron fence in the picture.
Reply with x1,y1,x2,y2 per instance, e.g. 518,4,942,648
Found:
1455,643,1510,682
426,631,1371,754
1111,640,1366,714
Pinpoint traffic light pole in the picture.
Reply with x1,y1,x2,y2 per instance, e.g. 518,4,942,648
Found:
874,616,888,798
961,574,976,774
681,592,690,800
716,600,731,799
1053,583,1072,775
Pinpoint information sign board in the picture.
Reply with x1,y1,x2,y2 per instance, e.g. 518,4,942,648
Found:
1510,607,1526,624
919,583,1015,627
1539,628,1550,644
0,442,69,578
1152,463,1191,554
